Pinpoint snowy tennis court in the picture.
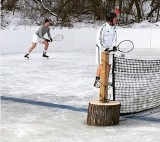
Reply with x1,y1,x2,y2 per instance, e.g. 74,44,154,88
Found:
1,48,160,142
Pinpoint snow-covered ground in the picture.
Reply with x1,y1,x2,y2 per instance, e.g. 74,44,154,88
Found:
1,21,160,142
1,51,160,142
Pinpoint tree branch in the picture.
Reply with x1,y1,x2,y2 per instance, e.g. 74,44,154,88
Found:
40,0,58,18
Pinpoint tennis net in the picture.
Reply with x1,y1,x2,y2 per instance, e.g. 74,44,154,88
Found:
112,55,160,113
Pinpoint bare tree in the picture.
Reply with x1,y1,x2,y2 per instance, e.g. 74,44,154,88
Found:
1,0,160,29
147,0,160,22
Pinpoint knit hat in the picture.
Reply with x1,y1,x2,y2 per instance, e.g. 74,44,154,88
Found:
45,19,50,23
106,12,117,22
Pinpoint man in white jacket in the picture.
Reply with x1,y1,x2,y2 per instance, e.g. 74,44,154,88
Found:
94,12,117,88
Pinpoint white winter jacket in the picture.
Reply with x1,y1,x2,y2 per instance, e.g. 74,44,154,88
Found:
96,22,117,51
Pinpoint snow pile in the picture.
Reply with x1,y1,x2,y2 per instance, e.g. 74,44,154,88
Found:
2,11,160,30
128,20,160,29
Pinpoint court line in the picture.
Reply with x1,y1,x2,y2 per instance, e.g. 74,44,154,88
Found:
1,96,160,123
1,96,87,112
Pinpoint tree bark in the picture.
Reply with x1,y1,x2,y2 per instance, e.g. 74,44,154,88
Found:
135,0,142,22
156,0,160,22
119,0,123,15
87,101,121,126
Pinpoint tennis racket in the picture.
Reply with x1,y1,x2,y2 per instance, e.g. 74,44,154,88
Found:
116,40,134,53
53,34,64,41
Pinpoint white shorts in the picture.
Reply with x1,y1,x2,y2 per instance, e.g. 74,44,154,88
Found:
96,45,113,65
32,34,45,44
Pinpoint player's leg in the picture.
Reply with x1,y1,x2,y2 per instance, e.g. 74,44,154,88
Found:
94,49,112,88
24,42,37,59
108,54,112,86
28,42,37,53
24,34,38,59
94,65,101,88
96,65,101,77
42,40,49,58
94,45,101,88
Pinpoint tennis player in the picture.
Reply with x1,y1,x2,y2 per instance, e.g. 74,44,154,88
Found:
24,19,53,59
94,12,117,88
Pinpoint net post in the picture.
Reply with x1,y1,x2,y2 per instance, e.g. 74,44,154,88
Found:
99,51,109,103
112,54,116,101
87,51,120,126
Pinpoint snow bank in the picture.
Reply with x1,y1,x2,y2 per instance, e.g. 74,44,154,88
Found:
0,28,160,55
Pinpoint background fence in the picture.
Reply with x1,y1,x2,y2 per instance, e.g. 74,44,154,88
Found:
1,28,160,55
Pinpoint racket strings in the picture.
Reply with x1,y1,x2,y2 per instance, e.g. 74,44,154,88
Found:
53,34,64,41
118,40,134,53
118,42,132,51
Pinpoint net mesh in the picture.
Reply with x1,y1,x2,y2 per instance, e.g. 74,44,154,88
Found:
113,55,160,113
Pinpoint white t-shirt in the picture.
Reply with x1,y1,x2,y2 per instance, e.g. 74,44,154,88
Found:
96,22,117,51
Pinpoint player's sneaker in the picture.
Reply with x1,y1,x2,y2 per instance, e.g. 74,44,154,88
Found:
24,53,29,59
43,52,49,58
94,79,100,88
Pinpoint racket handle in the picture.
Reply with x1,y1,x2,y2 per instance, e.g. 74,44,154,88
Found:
108,46,117,52
113,46,117,51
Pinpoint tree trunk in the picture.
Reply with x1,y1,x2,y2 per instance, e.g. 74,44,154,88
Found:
126,0,135,15
126,0,135,24
156,8,159,22
156,1,160,22
119,0,123,15
87,100,121,126
135,0,142,22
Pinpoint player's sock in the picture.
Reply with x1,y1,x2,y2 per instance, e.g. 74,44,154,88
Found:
95,76,100,80
43,50,47,54
94,76,100,88
43,51,49,58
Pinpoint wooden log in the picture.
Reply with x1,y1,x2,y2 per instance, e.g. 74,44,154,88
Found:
87,100,121,126
99,51,109,103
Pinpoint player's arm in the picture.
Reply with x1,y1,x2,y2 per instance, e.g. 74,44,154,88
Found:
47,29,52,42
96,26,105,50
111,30,117,51
102,27,111,50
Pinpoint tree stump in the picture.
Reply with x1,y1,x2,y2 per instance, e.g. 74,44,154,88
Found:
87,100,121,126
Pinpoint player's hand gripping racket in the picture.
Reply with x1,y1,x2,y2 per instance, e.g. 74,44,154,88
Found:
110,40,134,53
46,34,64,42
